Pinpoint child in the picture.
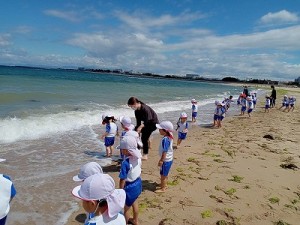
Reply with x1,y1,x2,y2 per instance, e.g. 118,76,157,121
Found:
119,135,142,225
213,101,220,127
191,99,198,123
119,116,135,160
72,173,126,225
247,96,254,117
240,95,247,115
0,174,17,225
101,115,118,157
223,95,234,111
216,102,226,128
279,95,288,110
72,162,103,223
155,121,174,193
237,93,243,106
288,96,296,112
265,95,271,113
176,112,188,148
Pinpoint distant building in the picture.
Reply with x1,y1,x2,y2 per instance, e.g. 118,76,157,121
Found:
295,77,300,84
186,74,199,79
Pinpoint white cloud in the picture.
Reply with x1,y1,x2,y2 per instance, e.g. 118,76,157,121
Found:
44,9,82,22
260,10,299,25
0,34,11,47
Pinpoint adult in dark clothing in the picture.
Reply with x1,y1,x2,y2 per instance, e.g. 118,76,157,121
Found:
243,86,249,97
270,85,277,108
127,97,159,160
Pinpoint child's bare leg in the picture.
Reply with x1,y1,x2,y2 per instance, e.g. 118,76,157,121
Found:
177,139,182,147
109,146,113,156
106,146,110,156
132,201,139,225
124,205,131,223
160,175,167,191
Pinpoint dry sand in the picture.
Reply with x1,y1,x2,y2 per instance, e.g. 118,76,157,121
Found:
67,88,300,225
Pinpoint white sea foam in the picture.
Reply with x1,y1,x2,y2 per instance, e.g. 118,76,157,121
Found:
0,98,228,144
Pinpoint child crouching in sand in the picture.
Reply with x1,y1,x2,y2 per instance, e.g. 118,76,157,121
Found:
156,121,174,193
119,135,142,225
176,112,188,148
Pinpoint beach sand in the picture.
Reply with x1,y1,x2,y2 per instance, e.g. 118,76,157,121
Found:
66,88,300,225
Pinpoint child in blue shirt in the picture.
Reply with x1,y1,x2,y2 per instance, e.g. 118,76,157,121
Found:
265,96,271,113
101,115,118,157
240,95,247,115
288,96,296,112
0,174,17,225
216,102,226,128
176,112,188,148
155,121,174,193
119,135,142,225
247,96,254,117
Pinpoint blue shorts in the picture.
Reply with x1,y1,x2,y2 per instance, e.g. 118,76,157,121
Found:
253,100,257,105
237,100,240,105
0,216,7,225
285,103,289,108
178,132,187,140
218,115,224,121
124,177,142,206
213,114,218,121
160,161,173,177
104,137,115,147
248,109,253,113
192,112,197,118
241,106,246,112
282,103,285,107
265,105,270,109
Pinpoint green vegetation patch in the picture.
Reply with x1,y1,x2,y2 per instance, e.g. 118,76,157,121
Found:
225,188,236,196
269,197,280,204
229,175,244,183
201,209,213,218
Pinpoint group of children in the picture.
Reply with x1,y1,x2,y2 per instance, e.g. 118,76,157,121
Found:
278,95,296,112
237,92,257,117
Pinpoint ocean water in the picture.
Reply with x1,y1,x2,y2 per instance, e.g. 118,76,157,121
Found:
0,66,253,224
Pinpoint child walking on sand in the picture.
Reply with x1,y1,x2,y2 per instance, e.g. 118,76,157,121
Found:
213,101,220,127
216,102,226,128
72,173,126,225
288,96,296,112
279,95,288,110
119,135,142,225
251,92,257,108
155,121,174,193
119,116,135,160
101,115,118,157
176,112,188,148
247,96,254,117
191,99,198,123
240,95,247,115
265,96,271,113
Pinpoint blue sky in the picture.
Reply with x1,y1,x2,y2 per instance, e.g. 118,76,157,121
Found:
0,0,299,80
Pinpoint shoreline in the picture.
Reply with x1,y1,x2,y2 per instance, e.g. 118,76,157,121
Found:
66,88,300,225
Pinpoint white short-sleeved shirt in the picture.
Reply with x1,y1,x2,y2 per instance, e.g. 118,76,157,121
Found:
192,104,198,112
106,123,118,137
159,136,173,162
119,158,142,182
177,121,188,132
247,101,254,109
85,211,126,225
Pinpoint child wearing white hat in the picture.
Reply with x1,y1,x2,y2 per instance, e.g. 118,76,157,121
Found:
119,135,142,225
72,173,126,225
176,112,189,148
155,121,174,193
246,96,254,117
288,96,296,112
216,102,226,128
119,116,135,160
191,99,198,123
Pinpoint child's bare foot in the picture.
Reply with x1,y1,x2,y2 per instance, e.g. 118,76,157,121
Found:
155,189,166,193
141,154,148,160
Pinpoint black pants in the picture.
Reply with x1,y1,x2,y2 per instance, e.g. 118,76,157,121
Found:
141,124,157,155
271,98,276,107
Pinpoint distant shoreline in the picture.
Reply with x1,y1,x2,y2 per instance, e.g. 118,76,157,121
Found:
1,64,298,87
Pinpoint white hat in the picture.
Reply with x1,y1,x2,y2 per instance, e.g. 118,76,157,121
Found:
180,112,187,118
73,162,103,182
119,116,135,131
120,136,142,159
156,121,173,131
191,98,197,103
215,100,220,105
124,130,143,148
72,173,126,218
246,96,252,101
